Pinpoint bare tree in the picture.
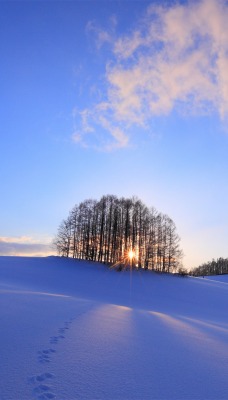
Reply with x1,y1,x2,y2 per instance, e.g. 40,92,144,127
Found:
54,195,182,273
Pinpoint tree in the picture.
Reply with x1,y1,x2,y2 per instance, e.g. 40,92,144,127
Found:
54,195,183,273
191,257,228,276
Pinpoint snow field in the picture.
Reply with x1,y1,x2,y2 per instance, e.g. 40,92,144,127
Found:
0,256,227,399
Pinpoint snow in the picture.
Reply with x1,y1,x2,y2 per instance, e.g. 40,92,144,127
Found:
0,256,227,400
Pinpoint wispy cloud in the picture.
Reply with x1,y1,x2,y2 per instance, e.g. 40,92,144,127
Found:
86,15,117,49
0,236,54,257
74,0,228,150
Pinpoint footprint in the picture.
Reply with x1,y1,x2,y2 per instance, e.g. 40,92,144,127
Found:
43,349,56,354
43,372,54,379
33,383,56,399
49,334,65,344
29,315,77,399
38,349,56,363
49,336,59,344
29,372,55,384
33,384,50,394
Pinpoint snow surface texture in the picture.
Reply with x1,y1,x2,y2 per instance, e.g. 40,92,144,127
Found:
0,256,227,400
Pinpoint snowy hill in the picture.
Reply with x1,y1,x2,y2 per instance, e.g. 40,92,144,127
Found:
0,256,227,400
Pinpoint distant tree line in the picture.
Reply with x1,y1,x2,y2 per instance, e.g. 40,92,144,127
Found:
54,195,182,272
191,257,228,276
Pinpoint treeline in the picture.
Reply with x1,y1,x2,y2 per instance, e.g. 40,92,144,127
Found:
191,257,228,276
54,195,182,272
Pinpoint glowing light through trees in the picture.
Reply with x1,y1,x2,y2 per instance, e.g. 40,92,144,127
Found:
54,195,183,272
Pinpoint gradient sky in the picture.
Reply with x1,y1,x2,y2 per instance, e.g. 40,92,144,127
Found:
1,0,228,269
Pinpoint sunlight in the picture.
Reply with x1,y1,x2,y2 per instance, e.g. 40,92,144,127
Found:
110,247,138,270
128,250,135,260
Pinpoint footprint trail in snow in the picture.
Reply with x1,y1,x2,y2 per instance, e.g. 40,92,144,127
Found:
28,318,74,400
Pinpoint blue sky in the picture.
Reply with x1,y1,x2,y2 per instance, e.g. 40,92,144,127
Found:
1,0,228,269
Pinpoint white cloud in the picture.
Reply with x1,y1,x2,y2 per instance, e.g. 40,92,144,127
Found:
0,236,54,257
74,0,228,150
98,116,129,150
0,236,52,244
114,30,144,59
86,15,117,49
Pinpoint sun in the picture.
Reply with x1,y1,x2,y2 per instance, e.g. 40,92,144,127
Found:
128,250,135,260
110,248,138,270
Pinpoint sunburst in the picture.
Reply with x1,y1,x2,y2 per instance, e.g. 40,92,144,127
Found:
111,248,138,270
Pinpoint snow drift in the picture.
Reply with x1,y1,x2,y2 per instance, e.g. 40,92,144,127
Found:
0,256,227,400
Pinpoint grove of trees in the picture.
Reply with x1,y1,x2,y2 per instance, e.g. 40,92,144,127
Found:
191,257,228,276
54,195,182,272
